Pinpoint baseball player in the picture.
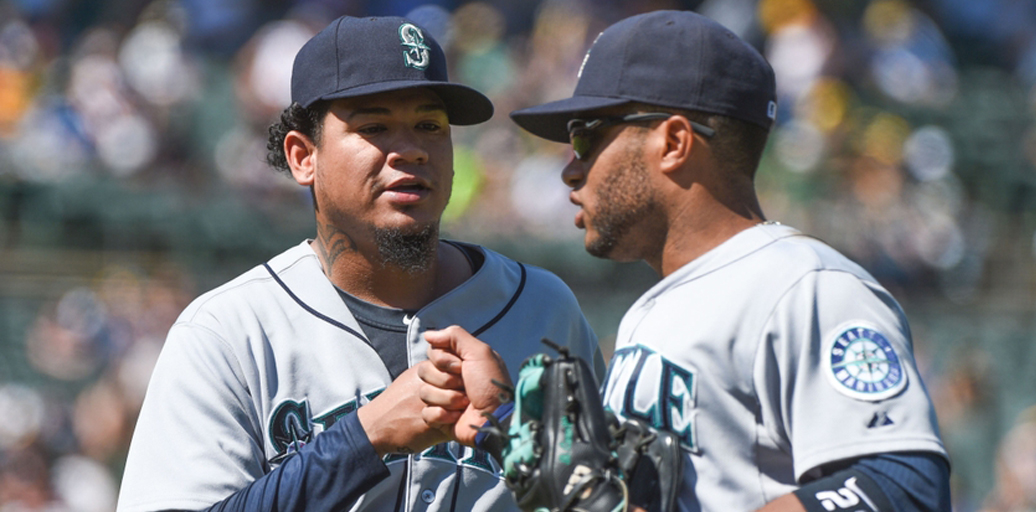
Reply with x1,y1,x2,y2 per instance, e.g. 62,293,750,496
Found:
116,15,602,512
420,10,950,512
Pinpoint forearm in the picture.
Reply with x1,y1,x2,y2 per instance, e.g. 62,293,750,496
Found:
757,494,806,511
766,451,949,512
203,413,389,512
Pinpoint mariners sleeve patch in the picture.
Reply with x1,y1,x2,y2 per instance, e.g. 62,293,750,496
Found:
823,323,907,401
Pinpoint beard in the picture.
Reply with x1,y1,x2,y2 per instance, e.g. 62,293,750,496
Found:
373,222,439,274
585,146,661,260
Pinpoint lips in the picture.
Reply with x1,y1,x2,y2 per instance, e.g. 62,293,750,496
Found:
570,192,586,229
383,176,432,203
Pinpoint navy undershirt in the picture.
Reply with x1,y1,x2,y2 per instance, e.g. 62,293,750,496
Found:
200,242,486,512
338,291,414,380
337,241,484,380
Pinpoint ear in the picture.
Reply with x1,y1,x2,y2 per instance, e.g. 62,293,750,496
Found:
658,116,694,175
285,130,318,186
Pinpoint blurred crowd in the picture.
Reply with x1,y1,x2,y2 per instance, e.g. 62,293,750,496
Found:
2,0,1036,510
0,265,194,511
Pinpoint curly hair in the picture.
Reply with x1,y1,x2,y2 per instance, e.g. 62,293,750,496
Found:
266,101,331,175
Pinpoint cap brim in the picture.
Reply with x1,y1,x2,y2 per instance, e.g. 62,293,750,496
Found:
509,96,632,142
316,80,494,126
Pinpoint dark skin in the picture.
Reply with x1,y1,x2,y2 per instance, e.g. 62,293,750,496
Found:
418,327,653,512
313,220,358,270
559,106,765,277
420,111,807,511
284,88,472,310
283,88,474,456
356,362,449,456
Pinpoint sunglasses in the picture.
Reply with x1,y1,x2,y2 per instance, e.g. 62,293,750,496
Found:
566,113,716,161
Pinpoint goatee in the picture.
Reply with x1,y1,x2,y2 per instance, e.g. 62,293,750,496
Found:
586,147,658,259
374,223,438,274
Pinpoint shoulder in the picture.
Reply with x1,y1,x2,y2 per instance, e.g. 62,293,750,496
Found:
738,229,890,304
749,232,904,318
476,245,580,299
767,234,895,302
761,231,873,280
757,233,912,358
659,225,882,302
176,242,317,330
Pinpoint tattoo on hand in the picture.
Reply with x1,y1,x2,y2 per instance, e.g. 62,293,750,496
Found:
316,222,357,269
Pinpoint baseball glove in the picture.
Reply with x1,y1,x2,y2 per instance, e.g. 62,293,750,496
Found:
479,340,683,512
612,417,683,512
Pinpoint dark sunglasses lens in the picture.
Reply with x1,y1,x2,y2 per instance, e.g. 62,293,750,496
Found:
570,130,593,160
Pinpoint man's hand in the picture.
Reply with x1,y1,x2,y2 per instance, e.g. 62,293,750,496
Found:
756,494,806,511
419,325,513,445
357,364,451,456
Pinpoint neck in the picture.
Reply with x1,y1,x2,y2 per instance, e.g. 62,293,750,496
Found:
311,222,470,310
649,185,765,277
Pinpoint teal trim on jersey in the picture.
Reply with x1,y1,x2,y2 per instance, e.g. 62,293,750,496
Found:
605,345,699,453
119,241,600,512
422,442,457,463
197,412,391,512
459,447,495,473
312,400,359,430
268,399,313,459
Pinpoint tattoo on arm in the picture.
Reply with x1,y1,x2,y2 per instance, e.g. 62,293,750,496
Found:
315,222,357,269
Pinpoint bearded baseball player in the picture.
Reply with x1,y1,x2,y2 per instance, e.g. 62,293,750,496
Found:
419,10,950,512
116,15,603,512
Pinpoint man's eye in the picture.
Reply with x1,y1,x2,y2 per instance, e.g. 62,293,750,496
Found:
358,125,387,135
418,122,442,132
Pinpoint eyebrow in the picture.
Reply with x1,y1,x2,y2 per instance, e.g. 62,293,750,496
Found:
347,103,447,120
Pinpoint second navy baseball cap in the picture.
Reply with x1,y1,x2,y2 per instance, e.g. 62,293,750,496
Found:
510,10,777,142
291,15,493,125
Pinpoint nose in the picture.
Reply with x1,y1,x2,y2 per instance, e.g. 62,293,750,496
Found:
561,158,586,189
388,130,429,166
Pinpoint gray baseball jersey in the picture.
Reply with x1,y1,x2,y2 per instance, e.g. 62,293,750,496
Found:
600,223,946,511
117,240,602,512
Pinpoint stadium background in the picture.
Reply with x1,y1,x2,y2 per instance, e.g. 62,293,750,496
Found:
0,0,1034,509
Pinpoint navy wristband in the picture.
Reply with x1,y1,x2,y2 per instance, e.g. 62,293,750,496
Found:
474,402,514,447
794,468,894,512
474,402,513,465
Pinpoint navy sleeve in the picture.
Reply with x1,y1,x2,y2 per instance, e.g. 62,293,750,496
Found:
474,402,514,465
853,451,951,512
474,402,514,448
202,412,390,512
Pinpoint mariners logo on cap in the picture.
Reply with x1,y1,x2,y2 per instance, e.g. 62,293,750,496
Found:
824,323,907,401
399,23,431,70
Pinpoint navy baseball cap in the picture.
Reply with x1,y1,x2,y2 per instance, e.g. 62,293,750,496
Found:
510,10,777,142
291,15,493,125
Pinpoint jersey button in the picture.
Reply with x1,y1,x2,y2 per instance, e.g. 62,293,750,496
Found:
421,489,435,503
